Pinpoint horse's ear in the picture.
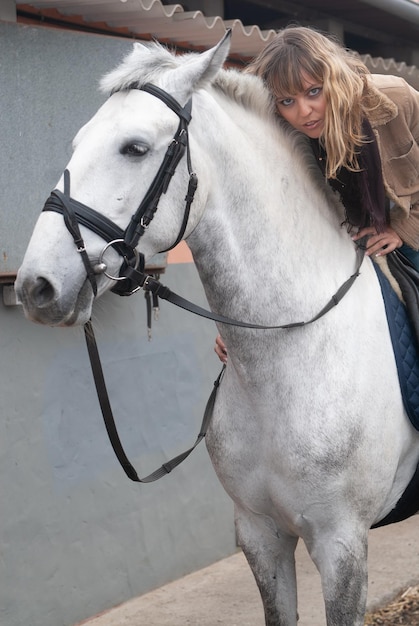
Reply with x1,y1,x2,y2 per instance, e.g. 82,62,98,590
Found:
198,29,232,84
169,29,232,98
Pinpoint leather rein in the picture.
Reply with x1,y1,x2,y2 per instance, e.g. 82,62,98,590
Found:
42,83,365,483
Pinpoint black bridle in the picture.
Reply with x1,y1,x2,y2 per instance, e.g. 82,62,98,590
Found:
41,82,365,483
41,83,224,483
43,83,198,297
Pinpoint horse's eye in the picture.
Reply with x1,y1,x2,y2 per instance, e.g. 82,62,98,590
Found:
121,142,149,157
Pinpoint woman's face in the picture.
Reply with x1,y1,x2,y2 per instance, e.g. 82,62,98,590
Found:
275,72,327,139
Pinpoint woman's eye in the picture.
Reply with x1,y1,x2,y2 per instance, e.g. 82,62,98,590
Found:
309,87,322,97
121,142,149,157
281,98,293,106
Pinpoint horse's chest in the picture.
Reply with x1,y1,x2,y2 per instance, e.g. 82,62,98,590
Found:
206,382,365,516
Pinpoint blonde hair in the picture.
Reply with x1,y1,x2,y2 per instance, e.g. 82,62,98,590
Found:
245,26,373,179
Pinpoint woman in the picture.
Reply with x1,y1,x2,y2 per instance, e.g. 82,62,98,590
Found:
215,24,419,363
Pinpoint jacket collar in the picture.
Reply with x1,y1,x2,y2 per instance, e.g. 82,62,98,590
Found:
363,76,398,127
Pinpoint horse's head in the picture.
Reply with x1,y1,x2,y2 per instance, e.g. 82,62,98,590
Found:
15,32,231,326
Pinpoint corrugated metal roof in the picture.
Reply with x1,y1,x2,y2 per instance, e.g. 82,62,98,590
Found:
18,0,419,85
362,54,419,90
19,0,277,60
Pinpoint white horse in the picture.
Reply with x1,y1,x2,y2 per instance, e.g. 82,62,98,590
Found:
16,32,419,625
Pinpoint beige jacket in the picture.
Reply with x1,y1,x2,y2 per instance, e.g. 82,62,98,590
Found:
365,74,419,249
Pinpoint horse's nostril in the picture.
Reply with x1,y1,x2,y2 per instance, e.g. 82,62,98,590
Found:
30,276,56,308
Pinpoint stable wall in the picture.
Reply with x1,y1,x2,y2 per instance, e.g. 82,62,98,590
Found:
0,21,236,626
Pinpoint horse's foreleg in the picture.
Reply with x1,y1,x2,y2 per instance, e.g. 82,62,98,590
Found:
307,528,368,626
235,504,299,626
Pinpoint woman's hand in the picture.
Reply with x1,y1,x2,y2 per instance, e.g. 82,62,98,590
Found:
214,334,228,363
352,225,402,256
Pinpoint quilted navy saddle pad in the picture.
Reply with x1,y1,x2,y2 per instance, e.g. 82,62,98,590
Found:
372,262,419,528
374,263,419,429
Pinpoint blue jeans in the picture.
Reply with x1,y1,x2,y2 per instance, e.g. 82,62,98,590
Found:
399,244,419,272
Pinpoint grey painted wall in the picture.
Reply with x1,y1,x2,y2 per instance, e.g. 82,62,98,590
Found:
0,21,236,626
1,21,133,273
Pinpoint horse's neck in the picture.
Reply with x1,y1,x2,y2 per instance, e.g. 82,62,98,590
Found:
188,92,354,324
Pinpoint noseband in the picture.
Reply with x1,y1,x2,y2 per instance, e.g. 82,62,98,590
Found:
42,83,197,296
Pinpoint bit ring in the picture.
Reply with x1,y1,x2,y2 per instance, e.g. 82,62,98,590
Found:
98,239,140,281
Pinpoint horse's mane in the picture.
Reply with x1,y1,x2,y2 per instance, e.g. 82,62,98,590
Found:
212,69,276,119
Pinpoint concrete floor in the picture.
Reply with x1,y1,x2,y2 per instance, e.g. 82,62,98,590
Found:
79,515,419,626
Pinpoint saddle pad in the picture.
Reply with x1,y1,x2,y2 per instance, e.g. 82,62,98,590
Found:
374,263,419,430
372,263,419,528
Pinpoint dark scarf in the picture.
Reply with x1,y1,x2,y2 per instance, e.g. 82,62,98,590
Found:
311,118,388,232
